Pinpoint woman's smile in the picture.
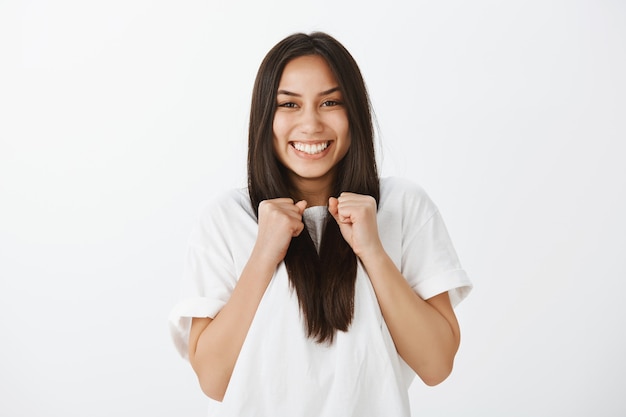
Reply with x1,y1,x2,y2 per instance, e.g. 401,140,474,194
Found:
291,140,331,156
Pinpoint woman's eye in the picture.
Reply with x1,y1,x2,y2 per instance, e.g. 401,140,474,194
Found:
322,100,341,107
278,102,297,108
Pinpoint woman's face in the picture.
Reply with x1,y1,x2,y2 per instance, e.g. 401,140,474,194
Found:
272,55,350,194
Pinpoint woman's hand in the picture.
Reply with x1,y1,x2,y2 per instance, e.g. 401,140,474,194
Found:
328,193,383,258
254,198,308,267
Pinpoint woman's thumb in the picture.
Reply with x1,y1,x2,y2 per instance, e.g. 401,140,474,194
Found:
295,200,308,213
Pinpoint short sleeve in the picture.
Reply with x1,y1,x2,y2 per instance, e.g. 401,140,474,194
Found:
383,178,472,307
402,210,472,307
168,191,247,359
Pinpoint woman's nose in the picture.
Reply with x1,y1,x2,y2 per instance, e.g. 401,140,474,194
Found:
298,106,323,135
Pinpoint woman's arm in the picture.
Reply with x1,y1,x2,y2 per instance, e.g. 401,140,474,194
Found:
188,199,307,401
329,194,460,386
355,252,460,385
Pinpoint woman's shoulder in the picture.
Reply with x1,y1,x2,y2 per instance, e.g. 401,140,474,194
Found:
378,177,440,231
203,187,251,210
196,187,255,227
379,177,435,209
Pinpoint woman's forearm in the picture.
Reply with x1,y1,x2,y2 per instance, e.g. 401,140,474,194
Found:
359,249,461,386
188,198,307,400
188,252,276,401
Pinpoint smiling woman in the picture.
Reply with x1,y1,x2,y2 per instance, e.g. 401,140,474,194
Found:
168,32,472,417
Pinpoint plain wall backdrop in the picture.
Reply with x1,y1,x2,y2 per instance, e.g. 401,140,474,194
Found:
1,0,625,415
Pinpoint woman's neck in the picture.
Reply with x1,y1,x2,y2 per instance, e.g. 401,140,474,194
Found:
290,176,333,207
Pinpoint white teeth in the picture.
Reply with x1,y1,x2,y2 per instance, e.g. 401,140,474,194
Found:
293,142,329,155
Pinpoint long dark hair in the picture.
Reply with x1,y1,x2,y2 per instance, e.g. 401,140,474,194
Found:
248,32,379,343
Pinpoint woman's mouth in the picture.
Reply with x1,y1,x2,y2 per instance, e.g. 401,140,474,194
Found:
291,141,330,155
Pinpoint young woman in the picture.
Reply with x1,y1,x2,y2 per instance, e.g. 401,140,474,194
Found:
169,32,472,416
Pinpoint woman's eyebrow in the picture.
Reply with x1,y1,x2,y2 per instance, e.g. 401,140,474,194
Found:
276,87,341,97
319,87,340,96
277,89,300,97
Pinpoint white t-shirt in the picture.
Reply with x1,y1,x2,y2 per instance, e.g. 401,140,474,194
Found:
169,177,472,417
